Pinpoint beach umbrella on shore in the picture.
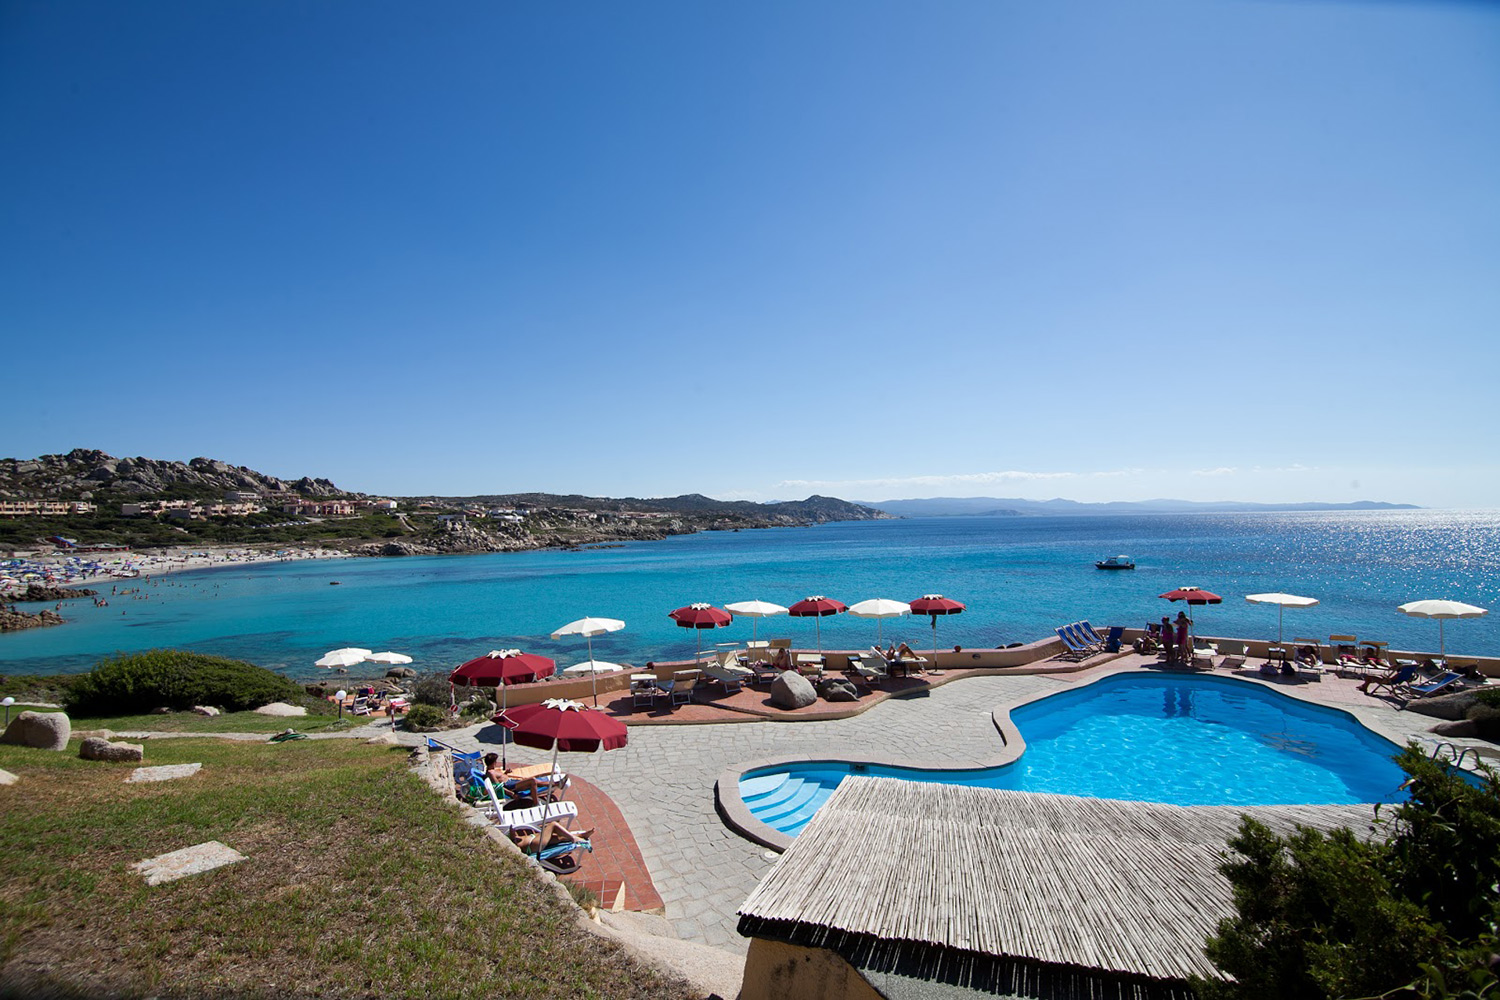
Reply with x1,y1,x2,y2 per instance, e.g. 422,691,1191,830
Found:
848,598,911,646
316,647,372,669
551,617,626,707
725,600,789,644
669,603,732,665
496,698,629,787
787,596,847,654
909,595,965,668
1397,600,1488,662
453,650,557,767
1245,593,1319,645
1159,587,1222,648
365,651,413,666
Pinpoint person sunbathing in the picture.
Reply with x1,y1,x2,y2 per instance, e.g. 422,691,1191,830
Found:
1296,646,1320,666
508,821,594,854
895,642,919,661
483,753,547,802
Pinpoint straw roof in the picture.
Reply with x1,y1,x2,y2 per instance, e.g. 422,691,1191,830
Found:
737,776,1375,983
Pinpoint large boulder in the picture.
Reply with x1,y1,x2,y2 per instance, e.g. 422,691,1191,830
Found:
0,768,17,786
1405,691,1480,722
192,705,220,717
0,710,71,750
816,678,860,703
254,702,307,717
79,736,145,762
769,671,817,710
1431,719,1480,738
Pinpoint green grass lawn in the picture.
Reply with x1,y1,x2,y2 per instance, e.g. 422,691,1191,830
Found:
8,705,359,735
0,738,693,1000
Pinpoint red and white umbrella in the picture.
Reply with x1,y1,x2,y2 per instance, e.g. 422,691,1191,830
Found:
787,596,847,654
494,698,629,784
452,650,556,767
668,603,733,665
909,595,965,668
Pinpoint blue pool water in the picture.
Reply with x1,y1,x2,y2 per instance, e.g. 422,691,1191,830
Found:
738,673,1410,837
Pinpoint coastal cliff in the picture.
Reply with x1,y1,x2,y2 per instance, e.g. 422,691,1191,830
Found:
0,449,888,557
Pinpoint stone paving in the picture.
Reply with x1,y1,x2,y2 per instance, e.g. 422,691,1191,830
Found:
372,659,1479,952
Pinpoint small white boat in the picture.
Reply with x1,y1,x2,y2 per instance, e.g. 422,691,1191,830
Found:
1095,555,1135,570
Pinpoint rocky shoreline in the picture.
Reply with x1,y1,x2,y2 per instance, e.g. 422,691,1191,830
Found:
0,607,66,633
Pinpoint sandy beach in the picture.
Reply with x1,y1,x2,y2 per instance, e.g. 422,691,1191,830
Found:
1,545,352,595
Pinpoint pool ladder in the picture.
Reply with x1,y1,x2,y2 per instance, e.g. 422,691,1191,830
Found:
1427,741,1482,771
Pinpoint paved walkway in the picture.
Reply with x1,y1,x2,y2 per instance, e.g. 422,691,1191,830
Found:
417,658,1483,952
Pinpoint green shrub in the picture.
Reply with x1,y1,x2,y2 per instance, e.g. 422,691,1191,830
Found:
402,703,447,730
63,650,308,715
459,696,495,719
1471,687,1500,709
411,671,454,708
1465,703,1500,740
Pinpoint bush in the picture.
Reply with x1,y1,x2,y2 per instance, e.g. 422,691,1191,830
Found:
402,703,448,730
459,696,495,719
1195,747,1500,1000
63,650,309,715
410,672,453,708
1467,703,1500,740
1471,688,1500,709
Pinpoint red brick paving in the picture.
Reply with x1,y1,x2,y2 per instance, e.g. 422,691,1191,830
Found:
554,774,663,913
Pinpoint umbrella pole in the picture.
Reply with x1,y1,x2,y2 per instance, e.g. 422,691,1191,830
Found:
587,634,598,707
1278,605,1284,646
1440,620,1445,662
500,683,509,770
932,615,938,669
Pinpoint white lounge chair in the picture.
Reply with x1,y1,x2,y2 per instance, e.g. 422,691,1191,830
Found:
487,799,580,832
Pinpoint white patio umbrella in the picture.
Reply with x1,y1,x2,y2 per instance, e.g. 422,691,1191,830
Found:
315,647,372,668
364,651,413,665
562,659,626,676
551,617,626,706
724,600,789,643
847,598,912,646
1397,600,1488,662
1244,593,1319,645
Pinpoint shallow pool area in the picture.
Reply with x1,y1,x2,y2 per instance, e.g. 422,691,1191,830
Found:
739,673,1411,838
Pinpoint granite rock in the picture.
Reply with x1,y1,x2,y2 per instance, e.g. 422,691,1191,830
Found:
0,710,71,750
769,671,817,710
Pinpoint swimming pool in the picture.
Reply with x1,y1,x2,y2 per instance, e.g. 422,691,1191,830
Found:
738,673,1410,838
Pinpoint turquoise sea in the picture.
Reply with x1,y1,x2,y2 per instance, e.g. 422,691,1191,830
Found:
3,510,1497,680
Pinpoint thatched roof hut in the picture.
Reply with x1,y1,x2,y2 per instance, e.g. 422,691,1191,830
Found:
736,776,1375,999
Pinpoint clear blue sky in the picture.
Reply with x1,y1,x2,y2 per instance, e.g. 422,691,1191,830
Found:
4,1,1497,507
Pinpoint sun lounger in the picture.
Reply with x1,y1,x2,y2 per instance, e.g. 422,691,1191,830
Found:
701,663,744,694
487,799,580,831
845,652,888,685
1359,664,1418,698
1078,621,1106,647
669,674,697,705
1070,623,1102,651
1217,640,1247,670
1402,671,1464,700
1191,640,1218,670
1054,627,1091,661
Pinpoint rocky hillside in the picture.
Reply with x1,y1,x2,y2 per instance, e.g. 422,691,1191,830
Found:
0,450,345,499
415,491,888,524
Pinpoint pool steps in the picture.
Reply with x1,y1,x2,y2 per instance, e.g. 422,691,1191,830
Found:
739,772,843,836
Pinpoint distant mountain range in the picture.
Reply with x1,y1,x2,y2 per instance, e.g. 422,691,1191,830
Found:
860,497,1421,517
414,491,888,524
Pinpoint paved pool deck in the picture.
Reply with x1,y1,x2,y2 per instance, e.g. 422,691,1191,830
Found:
408,654,1486,953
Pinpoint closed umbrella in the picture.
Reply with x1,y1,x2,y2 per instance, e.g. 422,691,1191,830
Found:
787,596,847,654
908,595,965,669
551,617,626,707
668,603,733,666
1397,600,1488,662
847,598,911,646
1244,593,1319,645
